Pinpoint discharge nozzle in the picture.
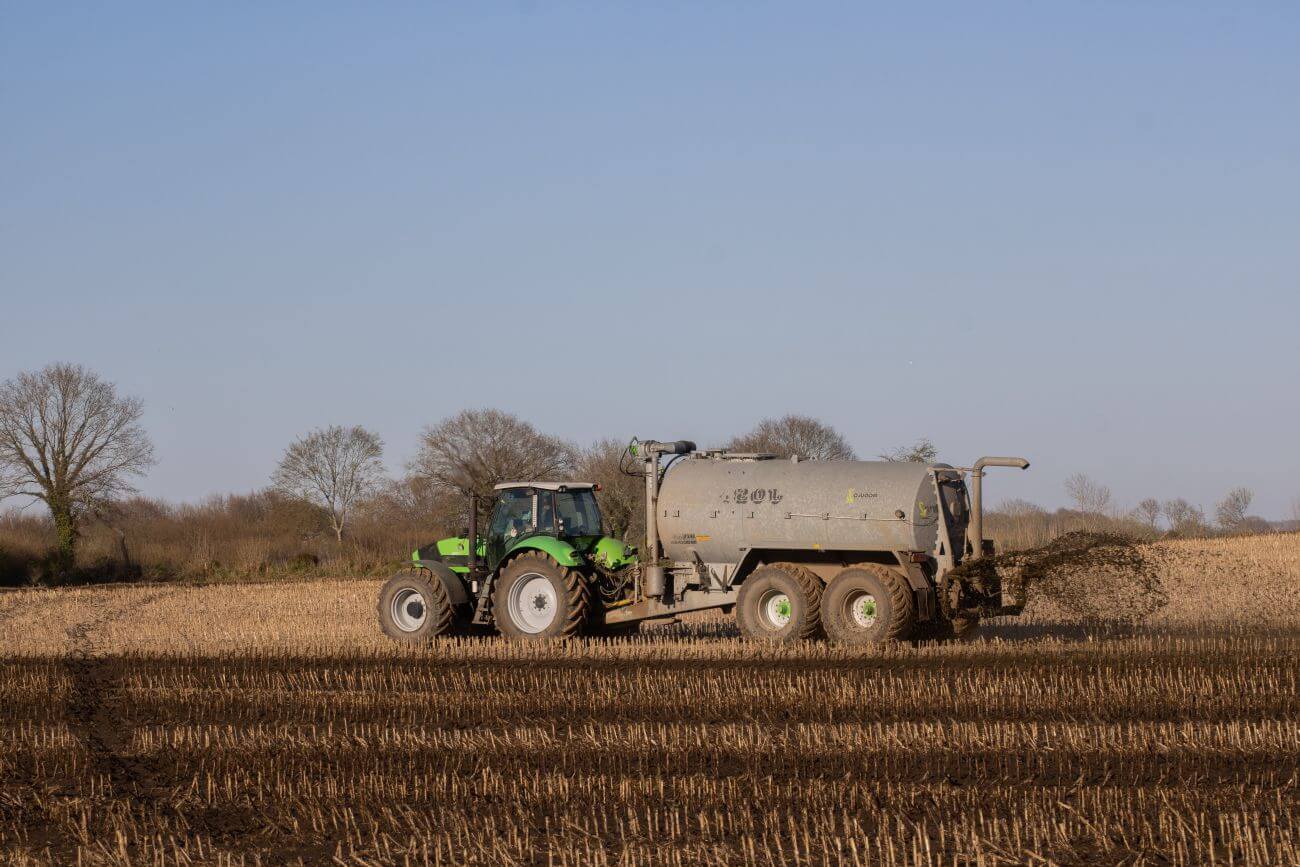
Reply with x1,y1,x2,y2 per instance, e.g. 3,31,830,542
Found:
634,438,696,456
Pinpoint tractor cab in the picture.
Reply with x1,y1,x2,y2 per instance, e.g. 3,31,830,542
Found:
484,482,604,568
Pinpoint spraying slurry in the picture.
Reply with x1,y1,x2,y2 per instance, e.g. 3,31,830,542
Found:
949,532,1169,623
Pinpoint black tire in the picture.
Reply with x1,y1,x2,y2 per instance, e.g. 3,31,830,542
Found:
493,552,590,640
735,563,823,643
823,565,915,644
377,568,457,644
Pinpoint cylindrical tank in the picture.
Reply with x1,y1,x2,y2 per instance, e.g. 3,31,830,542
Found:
656,457,951,563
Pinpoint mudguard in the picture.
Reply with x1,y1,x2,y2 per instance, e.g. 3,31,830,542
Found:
413,560,472,606
504,535,583,567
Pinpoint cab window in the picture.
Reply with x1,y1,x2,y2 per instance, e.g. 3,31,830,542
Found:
535,491,556,534
555,490,603,536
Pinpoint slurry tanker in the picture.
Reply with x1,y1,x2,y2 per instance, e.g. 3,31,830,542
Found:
377,438,1029,644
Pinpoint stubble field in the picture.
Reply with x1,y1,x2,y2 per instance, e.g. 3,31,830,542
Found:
1,534,1298,865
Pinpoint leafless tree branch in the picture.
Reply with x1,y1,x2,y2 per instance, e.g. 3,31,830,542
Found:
272,425,386,543
729,415,856,461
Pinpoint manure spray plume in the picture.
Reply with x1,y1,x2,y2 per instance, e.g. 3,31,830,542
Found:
951,532,1169,622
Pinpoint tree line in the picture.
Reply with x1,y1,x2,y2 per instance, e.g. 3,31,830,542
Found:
0,363,1287,584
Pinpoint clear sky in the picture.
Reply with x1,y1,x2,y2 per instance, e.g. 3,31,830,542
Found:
2,2,1298,517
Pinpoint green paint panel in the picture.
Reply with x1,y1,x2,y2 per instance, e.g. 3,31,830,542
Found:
507,535,583,566
591,536,638,570
437,537,468,557
410,536,487,575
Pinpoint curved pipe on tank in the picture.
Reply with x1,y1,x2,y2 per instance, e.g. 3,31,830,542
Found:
968,456,1030,560
635,439,697,600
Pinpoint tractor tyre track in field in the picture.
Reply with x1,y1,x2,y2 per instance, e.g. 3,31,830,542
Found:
58,590,170,856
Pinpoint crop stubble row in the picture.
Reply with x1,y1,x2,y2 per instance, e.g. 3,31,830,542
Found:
2,632,1297,865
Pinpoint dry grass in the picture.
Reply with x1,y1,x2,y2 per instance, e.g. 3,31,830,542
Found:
0,493,436,586
1,535,1298,864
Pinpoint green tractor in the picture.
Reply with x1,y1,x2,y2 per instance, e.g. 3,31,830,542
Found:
377,482,639,642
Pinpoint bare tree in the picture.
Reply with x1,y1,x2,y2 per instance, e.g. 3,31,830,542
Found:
1214,487,1254,532
1064,473,1112,515
879,438,939,463
996,498,1047,518
365,475,446,525
576,438,642,542
0,363,155,575
1162,498,1208,536
1292,497,1300,530
1236,516,1273,536
273,425,385,543
1135,498,1162,530
729,415,856,461
411,409,577,505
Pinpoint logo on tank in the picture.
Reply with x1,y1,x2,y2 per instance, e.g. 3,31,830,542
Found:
721,488,784,504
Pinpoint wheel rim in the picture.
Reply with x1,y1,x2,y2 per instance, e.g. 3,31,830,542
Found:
390,587,427,633
507,573,559,634
758,589,793,630
844,590,878,629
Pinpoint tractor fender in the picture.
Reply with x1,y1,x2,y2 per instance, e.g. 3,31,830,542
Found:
504,536,583,568
413,560,472,606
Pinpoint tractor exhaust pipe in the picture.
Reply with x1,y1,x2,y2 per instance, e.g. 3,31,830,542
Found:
466,493,479,572
968,456,1030,560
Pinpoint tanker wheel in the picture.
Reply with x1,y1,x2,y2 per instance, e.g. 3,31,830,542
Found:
377,568,457,644
823,565,915,644
493,553,590,641
736,563,823,643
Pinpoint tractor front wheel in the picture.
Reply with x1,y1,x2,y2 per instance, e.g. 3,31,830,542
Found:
493,553,590,640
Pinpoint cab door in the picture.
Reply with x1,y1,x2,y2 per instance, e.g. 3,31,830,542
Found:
486,488,537,569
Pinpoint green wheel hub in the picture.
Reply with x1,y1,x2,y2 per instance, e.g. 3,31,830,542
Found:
760,590,793,630
847,591,878,629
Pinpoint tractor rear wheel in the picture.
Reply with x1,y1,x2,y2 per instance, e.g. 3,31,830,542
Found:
377,568,457,643
823,565,915,644
493,553,590,640
736,563,823,642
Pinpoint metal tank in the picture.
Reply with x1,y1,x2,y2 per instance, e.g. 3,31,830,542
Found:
656,455,962,564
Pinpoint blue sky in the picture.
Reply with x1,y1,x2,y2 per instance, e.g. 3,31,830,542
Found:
2,2,1298,517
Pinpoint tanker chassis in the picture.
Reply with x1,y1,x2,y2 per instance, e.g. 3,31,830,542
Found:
377,438,1029,644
